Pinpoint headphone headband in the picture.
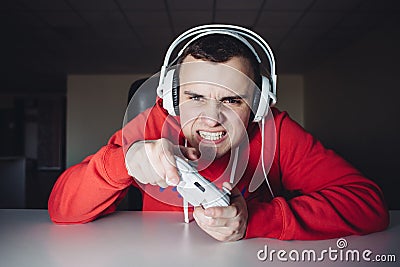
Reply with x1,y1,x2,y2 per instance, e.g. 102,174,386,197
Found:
178,30,262,63
159,24,276,96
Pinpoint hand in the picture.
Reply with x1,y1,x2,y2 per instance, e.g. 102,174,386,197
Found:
125,138,199,188
193,182,248,242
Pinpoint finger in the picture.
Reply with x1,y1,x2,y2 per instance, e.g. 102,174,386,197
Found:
160,153,180,186
129,163,153,185
157,180,169,188
222,182,232,191
195,206,233,227
139,149,169,187
194,214,239,241
193,208,221,228
193,206,211,222
196,213,244,238
175,146,200,161
223,182,244,198
202,225,238,237
148,153,167,183
204,205,238,219
225,184,243,204
222,182,243,200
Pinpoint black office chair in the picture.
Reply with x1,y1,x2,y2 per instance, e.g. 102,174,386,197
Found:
118,76,159,210
126,76,159,119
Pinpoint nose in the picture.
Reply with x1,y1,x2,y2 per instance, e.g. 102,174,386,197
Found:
201,100,222,127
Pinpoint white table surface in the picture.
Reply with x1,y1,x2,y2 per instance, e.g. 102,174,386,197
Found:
1,209,399,267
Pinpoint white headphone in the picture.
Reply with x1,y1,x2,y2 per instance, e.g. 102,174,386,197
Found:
156,24,277,122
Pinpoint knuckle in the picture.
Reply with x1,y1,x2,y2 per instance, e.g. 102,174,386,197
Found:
209,207,219,217
231,221,240,229
221,219,229,227
158,181,168,188
207,218,216,227
227,230,235,237
220,235,230,242
230,206,239,217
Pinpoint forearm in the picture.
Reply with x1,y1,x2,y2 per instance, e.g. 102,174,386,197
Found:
48,144,133,224
245,179,389,240
252,111,389,240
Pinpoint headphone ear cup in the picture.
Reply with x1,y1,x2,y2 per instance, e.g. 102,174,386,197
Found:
161,69,176,116
172,71,180,115
253,76,270,122
250,78,261,122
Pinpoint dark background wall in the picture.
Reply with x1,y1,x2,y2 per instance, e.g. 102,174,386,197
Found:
304,18,399,209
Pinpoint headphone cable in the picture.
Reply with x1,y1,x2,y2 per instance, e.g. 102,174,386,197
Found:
261,116,275,198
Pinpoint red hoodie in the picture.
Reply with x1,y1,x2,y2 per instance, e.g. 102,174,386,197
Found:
48,98,389,240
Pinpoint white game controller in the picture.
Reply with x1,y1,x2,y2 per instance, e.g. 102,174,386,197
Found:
174,156,230,209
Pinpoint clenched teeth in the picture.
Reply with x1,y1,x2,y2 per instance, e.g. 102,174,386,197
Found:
198,131,226,141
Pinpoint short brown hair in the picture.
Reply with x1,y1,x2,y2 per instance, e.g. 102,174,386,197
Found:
178,34,260,86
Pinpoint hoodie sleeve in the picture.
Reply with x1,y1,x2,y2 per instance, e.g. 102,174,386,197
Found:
48,130,135,224
245,112,389,240
48,105,157,224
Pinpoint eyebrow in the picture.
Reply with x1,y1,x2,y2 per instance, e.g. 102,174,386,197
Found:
183,91,203,98
183,90,249,100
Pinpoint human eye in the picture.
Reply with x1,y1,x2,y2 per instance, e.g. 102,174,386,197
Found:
222,97,242,105
183,91,204,102
190,95,202,101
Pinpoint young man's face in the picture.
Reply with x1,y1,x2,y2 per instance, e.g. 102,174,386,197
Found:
178,55,255,159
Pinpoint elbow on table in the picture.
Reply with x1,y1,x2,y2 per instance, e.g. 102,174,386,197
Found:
369,188,391,233
348,182,391,235
47,200,96,225
368,206,390,233
48,209,96,225
356,199,390,236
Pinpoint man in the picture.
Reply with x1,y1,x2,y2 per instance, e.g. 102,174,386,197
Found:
48,28,389,242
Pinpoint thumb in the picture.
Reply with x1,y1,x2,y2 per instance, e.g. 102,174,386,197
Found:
175,145,200,161
223,182,243,203
222,182,241,196
222,182,233,191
